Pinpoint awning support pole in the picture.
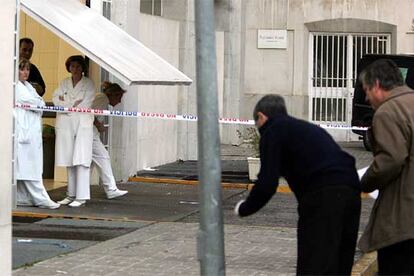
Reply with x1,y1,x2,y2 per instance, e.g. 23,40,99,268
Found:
194,0,226,275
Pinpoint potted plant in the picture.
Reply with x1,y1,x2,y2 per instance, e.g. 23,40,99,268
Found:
238,127,260,181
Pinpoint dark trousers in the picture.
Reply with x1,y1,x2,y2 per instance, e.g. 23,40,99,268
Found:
297,185,361,275
377,239,414,275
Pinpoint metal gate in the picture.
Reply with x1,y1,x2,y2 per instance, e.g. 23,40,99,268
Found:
309,33,390,140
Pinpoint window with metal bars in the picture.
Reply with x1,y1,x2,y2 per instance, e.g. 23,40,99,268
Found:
312,98,346,122
313,35,348,88
310,33,390,124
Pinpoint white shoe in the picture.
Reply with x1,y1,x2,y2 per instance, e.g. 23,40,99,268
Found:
58,197,74,205
38,200,60,209
107,189,128,199
68,200,86,208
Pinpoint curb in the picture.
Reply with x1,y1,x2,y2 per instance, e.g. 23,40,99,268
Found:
352,252,378,276
128,176,251,190
128,176,292,193
128,176,374,197
12,210,151,223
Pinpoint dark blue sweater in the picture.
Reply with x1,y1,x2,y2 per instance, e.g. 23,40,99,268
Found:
28,63,46,97
239,115,360,217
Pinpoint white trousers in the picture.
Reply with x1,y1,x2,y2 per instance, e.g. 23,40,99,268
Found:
67,165,90,200
17,180,52,206
91,134,117,193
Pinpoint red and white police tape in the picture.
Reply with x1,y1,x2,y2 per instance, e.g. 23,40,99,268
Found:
14,103,368,130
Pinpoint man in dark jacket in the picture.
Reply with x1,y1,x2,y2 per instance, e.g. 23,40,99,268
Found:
358,59,414,275
234,95,361,275
19,38,46,97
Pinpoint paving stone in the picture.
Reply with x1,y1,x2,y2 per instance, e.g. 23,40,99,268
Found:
13,142,375,276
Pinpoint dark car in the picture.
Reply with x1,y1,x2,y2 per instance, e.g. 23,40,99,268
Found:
352,54,414,150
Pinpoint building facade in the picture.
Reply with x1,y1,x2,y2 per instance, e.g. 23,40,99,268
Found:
84,0,414,181
22,0,414,181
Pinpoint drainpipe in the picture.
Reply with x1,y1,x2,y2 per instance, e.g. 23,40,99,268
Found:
194,0,226,275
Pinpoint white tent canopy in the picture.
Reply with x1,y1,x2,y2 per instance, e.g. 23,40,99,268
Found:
20,0,192,86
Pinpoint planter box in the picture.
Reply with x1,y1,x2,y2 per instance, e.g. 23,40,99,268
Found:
247,157,260,181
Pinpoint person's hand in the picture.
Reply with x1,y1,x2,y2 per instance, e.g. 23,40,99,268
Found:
94,120,107,133
234,200,245,216
96,123,107,133
73,99,82,107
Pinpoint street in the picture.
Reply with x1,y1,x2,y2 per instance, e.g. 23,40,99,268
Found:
13,142,375,275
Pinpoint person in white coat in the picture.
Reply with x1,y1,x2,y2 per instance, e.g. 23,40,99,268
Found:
91,82,128,199
15,59,60,209
53,55,95,207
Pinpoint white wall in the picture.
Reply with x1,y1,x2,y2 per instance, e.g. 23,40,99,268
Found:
163,0,198,160
0,1,15,274
107,0,414,176
234,0,414,140
111,2,184,180
222,0,247,145
136,15,182,170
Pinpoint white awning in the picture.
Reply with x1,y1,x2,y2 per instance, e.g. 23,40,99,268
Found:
20,0,192,86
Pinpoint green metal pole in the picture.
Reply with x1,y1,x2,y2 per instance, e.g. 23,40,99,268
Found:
194,0,226,275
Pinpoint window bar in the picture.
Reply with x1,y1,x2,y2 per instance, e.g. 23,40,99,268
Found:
372,36,375,53
342,35,346,122
320,35,324,122
353,36,358,86
335,35,340,122
313,34,317,121
386,35,391,54
321,35,325,122
326,35,335,122
346,34,354,128
317,35,321,121
324,35,329,122
359,36,363,65
312,35,320,121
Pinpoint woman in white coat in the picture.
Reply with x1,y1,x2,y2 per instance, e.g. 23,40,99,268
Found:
53,55,95,207
15,59,60,209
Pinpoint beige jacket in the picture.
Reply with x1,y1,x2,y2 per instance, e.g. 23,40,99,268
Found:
359,86,414,252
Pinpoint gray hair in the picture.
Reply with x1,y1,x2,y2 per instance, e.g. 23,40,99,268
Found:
359,59,404,91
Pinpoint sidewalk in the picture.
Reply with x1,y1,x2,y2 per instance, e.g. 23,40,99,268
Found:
12,221,375,276
14,222,298,276
13,142,376,276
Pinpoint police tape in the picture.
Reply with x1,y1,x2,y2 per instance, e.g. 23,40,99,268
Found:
15,103,254,125
14,103,368,130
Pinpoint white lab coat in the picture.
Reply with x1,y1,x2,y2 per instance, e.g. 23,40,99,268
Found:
15,81,55,206
53,76,95,167
15,81,45,180
91,93,117,192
